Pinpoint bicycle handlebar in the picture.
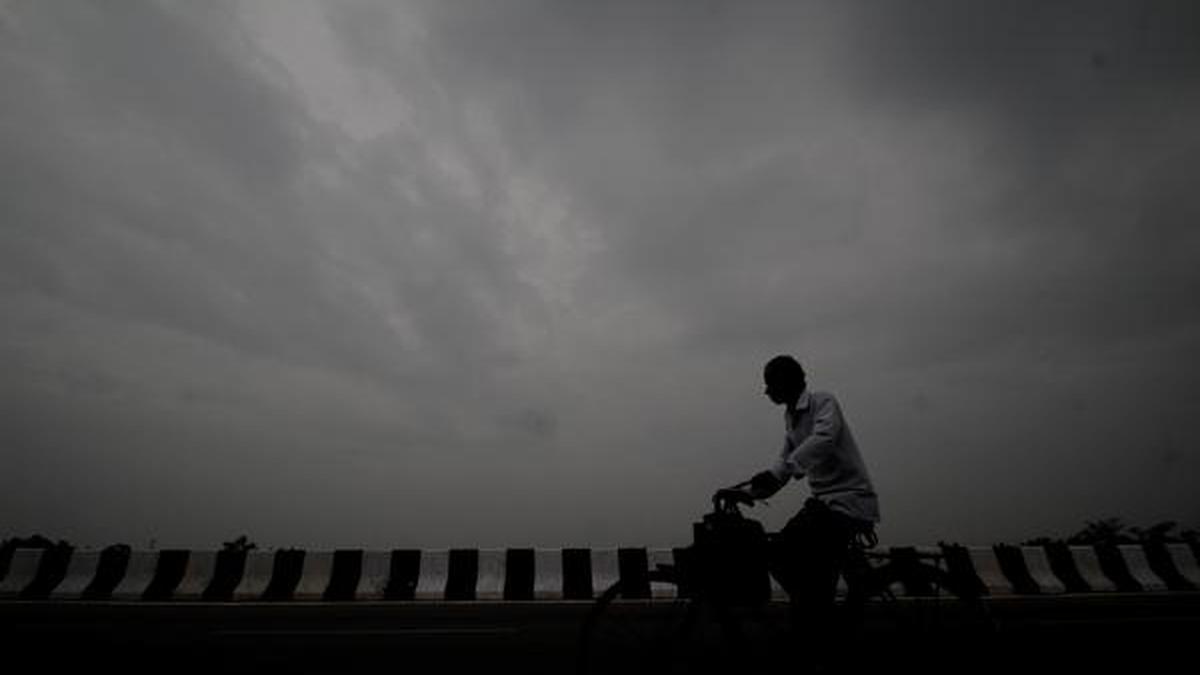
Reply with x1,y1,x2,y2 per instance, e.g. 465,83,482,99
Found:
711,481,755,514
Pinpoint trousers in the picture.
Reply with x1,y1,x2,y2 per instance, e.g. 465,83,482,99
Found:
769,498,871,647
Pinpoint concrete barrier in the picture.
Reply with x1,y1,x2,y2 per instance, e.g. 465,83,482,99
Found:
591,549,620,597
1020,546,1065,594
476,549,505,600
293,551,335,600
173,551,216,600
968,547,1014,595
647,548,676,599
0,549,45,598
357,550,391,600
415,550,449,600
9,543,1200,603
111,551,159,600
233,551,277,600
1069,546,1117,592
50,550,101,600
533,549,563,600
1167,543,1200,587
1117,545,1167,592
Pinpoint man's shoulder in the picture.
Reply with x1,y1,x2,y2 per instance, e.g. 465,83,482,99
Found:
808,390,840,405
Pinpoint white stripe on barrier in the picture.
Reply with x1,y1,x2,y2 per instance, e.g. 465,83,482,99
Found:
1020,546,1065,594
293,551,334,600
533,549,562,600
111,551,158,600
1167,544,1200,587
50,551,101,599
863,548,904,597
968,547,1014,595
476,549,505,600
1117,545,1167,592
591,549,620,596
233,552,277,600
1068,547,1117,592
414,550,449,600
647,549,676,599
174,551,216,600
0,549,45,597
912,545,946,597
358,551,391,600
771,571,788,601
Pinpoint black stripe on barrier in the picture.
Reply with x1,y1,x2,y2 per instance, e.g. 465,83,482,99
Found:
143,550,188,601
262,550,305,601
672,547,696,598
20,545,72,600
203,550,247,601
385,550,421,600
324,550,363,601
503,548,534,600
939,543,988,598
617,548,650,599
562,548,592,599
993,544,1040,595
0,541,16,584
83,545,131,600
1043,542,1090,593
1144,542,1195,591
1094,544,1141,592
446,549,478,601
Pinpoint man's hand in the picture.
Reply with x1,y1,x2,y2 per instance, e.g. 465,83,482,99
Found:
748,470,784,499
712,487,755,509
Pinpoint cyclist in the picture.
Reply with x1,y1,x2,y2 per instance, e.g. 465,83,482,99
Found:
715,354,880,664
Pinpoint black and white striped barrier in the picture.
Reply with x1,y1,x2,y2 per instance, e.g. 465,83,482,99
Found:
2,544,1198,602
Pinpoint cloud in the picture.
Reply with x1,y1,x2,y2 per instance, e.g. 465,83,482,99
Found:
2,0,1198,548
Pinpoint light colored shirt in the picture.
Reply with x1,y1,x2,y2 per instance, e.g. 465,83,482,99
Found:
768,389,880,524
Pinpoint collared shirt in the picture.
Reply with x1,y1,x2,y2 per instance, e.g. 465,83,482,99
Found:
768,389,880,524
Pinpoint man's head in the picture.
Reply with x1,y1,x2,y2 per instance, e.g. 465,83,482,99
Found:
763,354,806,406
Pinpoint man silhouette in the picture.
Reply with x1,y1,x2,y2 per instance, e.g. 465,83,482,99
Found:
716,354,880,661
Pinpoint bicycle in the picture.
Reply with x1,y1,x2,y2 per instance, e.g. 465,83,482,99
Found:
576,496,996,674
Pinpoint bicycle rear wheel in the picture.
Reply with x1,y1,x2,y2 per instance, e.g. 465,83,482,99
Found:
847,560,996,666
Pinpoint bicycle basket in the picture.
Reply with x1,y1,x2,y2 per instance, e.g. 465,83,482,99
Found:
689,510,771,605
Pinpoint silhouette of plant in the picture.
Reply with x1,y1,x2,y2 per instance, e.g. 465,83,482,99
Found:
1129,521,1181,543
7,534,67,548
222,535,257,552
1066,518,1135,545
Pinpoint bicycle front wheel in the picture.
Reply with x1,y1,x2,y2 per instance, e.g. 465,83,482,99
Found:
577,581,788,674
575,580,696,675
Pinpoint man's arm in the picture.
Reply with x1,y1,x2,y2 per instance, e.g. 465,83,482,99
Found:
778,393,844,477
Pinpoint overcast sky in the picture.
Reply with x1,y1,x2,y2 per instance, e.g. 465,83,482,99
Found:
3,0,1198,550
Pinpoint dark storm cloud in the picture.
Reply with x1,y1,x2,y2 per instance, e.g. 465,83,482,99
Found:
832,0,1200,345
308,0,1200,540
3,1,1198,548
397,0,1200,363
